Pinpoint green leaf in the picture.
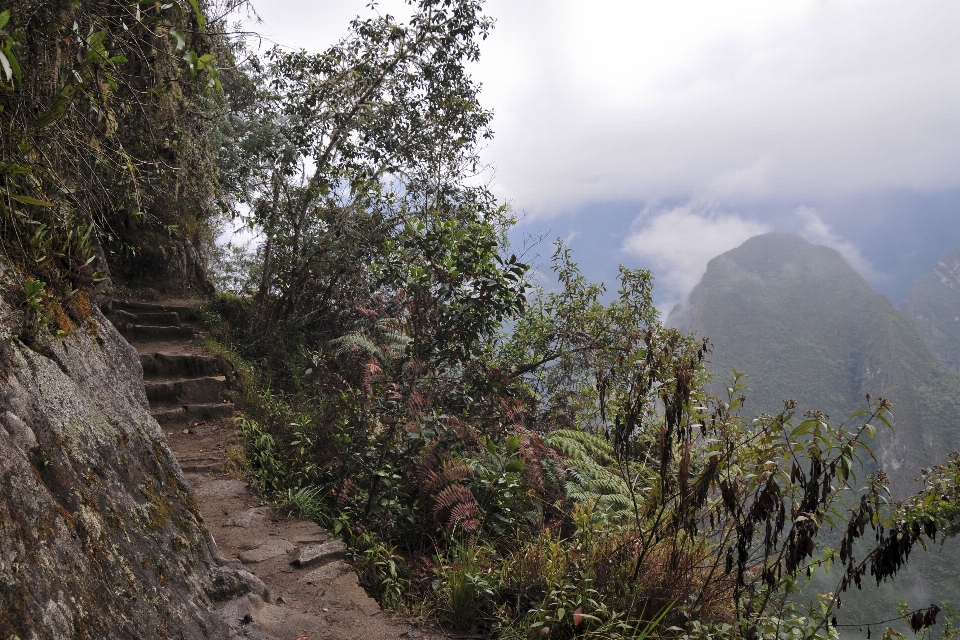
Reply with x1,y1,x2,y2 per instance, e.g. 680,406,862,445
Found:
87,29,107,53
0,162,33,175
2,37,20,86
36,104,66,128
0,50,11,83
505,459,524,473
10,194,55,207
170,27,186,52
0,10,10,30
185,0,206,30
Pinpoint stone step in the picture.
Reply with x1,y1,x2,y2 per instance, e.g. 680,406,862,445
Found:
131,311,181,327
112,300,201,323
124,325,195,342
146,376,226,404
140,353,225,378
177,455,226,474
151,403,235,426
290,540,347,569
106,311,182,335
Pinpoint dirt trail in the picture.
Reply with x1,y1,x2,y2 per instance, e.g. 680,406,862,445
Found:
105,299,448,640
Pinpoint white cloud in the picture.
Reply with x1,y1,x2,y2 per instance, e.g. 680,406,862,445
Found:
240,1,960,220
795,206,880,281
474,0,960,216
622,205,769,311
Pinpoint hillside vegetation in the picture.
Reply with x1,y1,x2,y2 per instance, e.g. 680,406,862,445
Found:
903,245,960,373
4,2,960,639
667,233,960,489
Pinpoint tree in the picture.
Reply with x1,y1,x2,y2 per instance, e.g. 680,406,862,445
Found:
219,0,526,378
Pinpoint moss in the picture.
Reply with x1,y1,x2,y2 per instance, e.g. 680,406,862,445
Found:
139,480,176,533
49,302,74,335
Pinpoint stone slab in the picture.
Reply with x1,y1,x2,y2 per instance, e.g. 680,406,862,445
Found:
124,324,194,342
193,479,247,500
291,539,346,568
298,559,351,585
141,352,225,378
239,539,297,564
224,506,273,528
145,376,226,404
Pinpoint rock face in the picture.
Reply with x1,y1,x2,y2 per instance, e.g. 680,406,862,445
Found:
0,272,252,638
112,234,216,298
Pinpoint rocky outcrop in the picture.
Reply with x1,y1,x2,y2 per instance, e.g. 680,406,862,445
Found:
111,234,216,299
0,267,257,639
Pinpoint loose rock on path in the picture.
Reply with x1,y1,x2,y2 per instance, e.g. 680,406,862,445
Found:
105,299,449,640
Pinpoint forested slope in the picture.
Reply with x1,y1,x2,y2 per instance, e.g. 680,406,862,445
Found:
668,232,960,489
667,232,960,629
903,244,960,373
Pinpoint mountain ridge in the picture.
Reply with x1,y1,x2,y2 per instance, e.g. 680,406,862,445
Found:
667,231,960,487
666,231,960,626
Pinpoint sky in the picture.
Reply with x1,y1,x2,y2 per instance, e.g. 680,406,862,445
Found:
228,0,960,312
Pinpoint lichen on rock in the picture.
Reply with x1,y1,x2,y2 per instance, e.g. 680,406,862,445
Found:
0,271,252,639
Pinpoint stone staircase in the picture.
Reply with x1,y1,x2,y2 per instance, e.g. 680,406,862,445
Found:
99,299,440,638
103,300,235,472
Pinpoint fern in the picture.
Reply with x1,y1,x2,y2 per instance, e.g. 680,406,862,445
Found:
546,429,636,522
329,317,412,366
434,484,481,533
416,457,483,533
421,458,474,494
546,428,616,464
330,331,390,363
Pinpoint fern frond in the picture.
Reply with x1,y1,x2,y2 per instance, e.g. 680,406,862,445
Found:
448,500,481,533
545,428,615,464
329,331,389,363
422,458,474,494
433,484,481,532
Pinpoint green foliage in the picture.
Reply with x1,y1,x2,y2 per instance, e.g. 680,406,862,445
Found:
236,415,282,492
667,232,960,626
352,531,410,611
1,0,231,297
545,429,635,524
434,543,495,630
214,0,527,381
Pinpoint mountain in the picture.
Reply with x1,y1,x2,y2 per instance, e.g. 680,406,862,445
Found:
667,232,960,627
668,232,960,487
902,244,960,373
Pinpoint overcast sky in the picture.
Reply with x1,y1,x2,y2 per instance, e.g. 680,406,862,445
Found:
234,0,960,311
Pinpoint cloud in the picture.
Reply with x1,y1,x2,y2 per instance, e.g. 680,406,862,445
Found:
474,0,960,216
242,0,960,230
622,205,769,311
795,206,880,281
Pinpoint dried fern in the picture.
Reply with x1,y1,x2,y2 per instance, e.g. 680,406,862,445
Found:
434,484,481,533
